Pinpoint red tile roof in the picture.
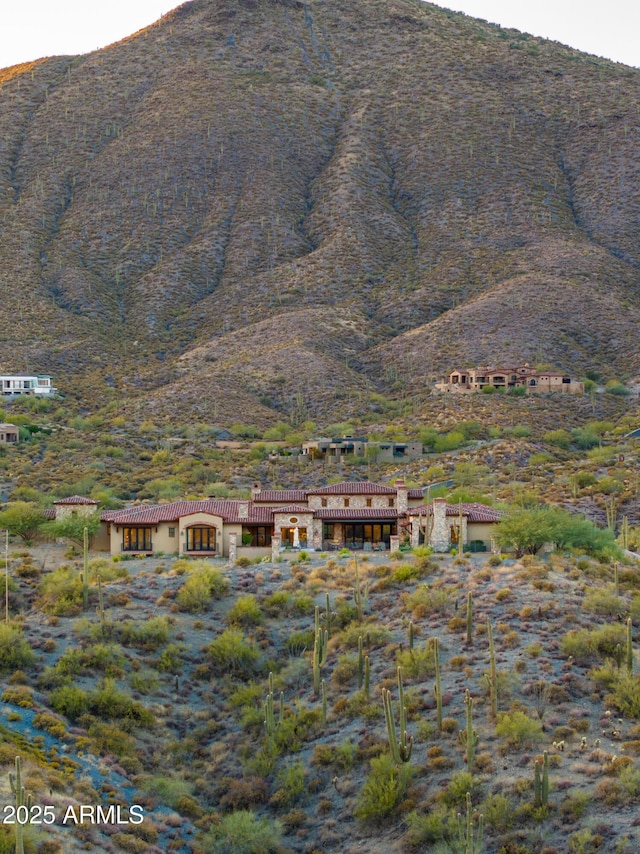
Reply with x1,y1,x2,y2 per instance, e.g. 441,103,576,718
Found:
408,488,425,499
101,499,273,526
407,503,501,523
270,505,314,514
315,508,400,520
53,495,99,505
253,490,307,503
308,481,397,495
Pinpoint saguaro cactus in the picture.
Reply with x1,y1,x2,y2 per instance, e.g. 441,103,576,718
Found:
9,756,31,854
313,625,328,696
82,525,89,609
627,616,634,675
534,750,550,808
383,667,413,764
459,689,479,773
485,619,498,720
433,637,443,732
466,591,473,646
457,791,484,854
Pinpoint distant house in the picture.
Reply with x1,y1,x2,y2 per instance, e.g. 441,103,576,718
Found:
0,375,56,396
302,436,423,462
0,424,19,444
441,364,584,394
96,480,500,558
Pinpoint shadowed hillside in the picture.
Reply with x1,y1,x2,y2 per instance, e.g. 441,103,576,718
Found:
1,0,639,421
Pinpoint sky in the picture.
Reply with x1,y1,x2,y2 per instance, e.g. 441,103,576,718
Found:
0,0,638,70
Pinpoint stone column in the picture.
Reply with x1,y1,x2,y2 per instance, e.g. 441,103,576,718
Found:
389,535,400,553
431,498,450,553
410,514,421,547
228,532,237,563
395,478,408,514
271,533,281,562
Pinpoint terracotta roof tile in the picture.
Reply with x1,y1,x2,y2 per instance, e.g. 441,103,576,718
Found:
53,495,99,505
308,481,396,495
315,508,400,520
101,499,273,526
407,503,501,523
253,490,307,503
271,505,314,514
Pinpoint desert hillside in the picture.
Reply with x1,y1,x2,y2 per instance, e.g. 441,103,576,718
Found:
0,0,639,422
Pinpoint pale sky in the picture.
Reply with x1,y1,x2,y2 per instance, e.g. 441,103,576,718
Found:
0,1,638,70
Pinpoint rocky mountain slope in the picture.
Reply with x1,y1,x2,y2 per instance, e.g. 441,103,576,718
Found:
1,0,639,422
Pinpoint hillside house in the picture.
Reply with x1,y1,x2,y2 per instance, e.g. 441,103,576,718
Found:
0,424,19,444
302,436,423,462
442,364,583,394
0,375,56,396
96,480,501,558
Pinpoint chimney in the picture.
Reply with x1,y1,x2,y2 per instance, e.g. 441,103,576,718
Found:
238,500,249,520
431,497,450,552
251,482,262,500
395,478,408,514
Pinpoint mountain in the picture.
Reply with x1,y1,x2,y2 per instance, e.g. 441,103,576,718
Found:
1,0,639,423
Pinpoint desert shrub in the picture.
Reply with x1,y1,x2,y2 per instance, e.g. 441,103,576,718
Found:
1,685,35,708
560,624,626,663
141,775,193,808
480,793,513,831
50,685,90,721
336,622,391,649
605,672,640,718
206,630,262,678
203,810,283,853
117,616,172,650
331,654,359,686
439,771,475,807
88,679,154,727
404,584,452,617
286,630,314,657
403,805,452,848
495,710,543,750
226,595,263,627
397,641,437,680
0,624,35,672
355,753,413,824
176,564,229,613
583,588,624,616
32,712,66,739
271,760,307,808
37,566,84,615
87,721,137,757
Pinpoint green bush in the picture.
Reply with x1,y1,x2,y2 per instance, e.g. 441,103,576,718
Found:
561,624,626,663
176,565,228,612
605,672,640,718
397,642,437,680
404,585,452,616
204,810,283,853
50,685,90,722
355,753,413,824
226,595,263,627
37,566,84,615
117,616,172,650
88,679,155,727
0,624,35,672
207,630,262,678
403,805,452,848
495,710,543,750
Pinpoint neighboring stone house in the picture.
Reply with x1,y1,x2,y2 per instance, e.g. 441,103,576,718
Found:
0,424,19,444
96,481,501,559
406,498,502,552
302,437,423,461
442,364,584,394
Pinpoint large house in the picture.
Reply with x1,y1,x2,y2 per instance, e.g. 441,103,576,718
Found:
301,436,423,462
88,481,501,559
0,424,19,444
442,364,584,394
0,375,56,396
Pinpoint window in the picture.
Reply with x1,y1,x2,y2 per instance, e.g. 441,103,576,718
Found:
366,498,372,507
388,498,394,507
187,526,216,551
242,526,272,547
344,498,350,507
168,527,176,537
123,527,152,551
321,498,328,508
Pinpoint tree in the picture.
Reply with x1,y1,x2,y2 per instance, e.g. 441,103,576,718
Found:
0,502,45,544
496,505,620,559
43,513,100,546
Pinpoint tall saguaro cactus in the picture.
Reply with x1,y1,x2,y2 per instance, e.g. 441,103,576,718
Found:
313,625,328,697
459,689,479,773
485,619,498,720
534,750,550,808
9,756,31,854
82,525,89,609
457,791,484,854
433,637,443,732
383,667,413,764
